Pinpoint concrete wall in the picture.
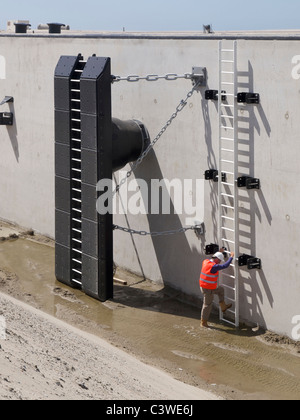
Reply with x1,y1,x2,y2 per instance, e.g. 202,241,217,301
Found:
0,32,299,338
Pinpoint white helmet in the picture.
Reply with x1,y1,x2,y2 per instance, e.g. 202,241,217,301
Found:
213,252,225,263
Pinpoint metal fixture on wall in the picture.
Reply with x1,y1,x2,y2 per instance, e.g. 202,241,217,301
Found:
0,96,14,126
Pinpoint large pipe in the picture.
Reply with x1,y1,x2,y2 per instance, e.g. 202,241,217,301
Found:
112,118,150,172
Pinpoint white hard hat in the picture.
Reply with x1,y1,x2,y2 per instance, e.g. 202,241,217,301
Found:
213,252,225,263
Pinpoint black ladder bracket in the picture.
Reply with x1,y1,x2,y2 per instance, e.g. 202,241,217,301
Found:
205,169,227,183
0,112,13,126
205,243,220,255
205,90,227,101
237,176,260,190
238,254,262,270
237,92,260,104
205,243,228,260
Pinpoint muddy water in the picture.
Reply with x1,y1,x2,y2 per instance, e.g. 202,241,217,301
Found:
0,238,299,400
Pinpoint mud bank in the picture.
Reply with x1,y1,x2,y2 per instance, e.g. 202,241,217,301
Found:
0,222,299,400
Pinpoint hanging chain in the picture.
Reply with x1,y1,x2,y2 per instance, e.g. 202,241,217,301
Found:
113,79,201,196
110,77,203,238
111,72,193,83
113,224,204,237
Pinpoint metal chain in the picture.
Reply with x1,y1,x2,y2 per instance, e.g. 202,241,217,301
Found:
113,224,203,237
111,73,193,83
111,74,202,238
113,79,201,196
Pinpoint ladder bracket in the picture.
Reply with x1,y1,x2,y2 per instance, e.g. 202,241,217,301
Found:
205,169,227,183
0,112,13,126
205,243,220,255
237,176,260,190
205,90,227,101
237,92,260,105
238,254,262,270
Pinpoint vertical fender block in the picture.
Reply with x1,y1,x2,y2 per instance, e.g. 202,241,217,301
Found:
80,56,113,302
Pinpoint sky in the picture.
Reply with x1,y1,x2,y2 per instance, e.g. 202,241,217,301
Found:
1,0,300,32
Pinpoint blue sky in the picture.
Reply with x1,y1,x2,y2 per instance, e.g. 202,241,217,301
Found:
1,0,300,32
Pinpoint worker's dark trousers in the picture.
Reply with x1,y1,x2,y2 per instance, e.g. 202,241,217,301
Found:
200,286,225,321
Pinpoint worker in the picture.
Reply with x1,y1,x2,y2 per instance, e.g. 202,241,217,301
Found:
200,249,234,328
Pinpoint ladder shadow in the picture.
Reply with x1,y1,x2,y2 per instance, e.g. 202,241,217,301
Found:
236,61,273,329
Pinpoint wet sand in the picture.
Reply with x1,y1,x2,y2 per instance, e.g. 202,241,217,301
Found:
0,224,299,400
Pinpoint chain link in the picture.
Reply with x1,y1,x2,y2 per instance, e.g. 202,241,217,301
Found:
113,224,203,237
112,73,193,83
113,79,200,196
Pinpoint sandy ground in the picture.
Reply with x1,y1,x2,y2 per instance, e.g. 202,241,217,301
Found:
0,221,299,401
0,292,218,401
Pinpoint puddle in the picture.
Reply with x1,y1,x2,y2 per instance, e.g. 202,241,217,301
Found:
0,238,299,400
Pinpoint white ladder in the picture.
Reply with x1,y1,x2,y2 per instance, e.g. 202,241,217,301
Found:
218,40,239,327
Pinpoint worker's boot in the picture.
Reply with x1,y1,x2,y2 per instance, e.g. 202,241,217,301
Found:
201,319,209,328
220,301,232,313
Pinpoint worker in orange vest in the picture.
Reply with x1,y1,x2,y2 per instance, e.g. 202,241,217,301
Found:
200,249,234,328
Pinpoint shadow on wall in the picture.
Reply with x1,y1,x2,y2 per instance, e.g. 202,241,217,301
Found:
132,151,203,294
7,101,19,162
236,61,273,329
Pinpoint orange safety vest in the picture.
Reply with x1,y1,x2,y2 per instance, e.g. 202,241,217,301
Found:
199,259,219,290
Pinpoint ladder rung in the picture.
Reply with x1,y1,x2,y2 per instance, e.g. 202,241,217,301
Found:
221,82,234,86
221,115,234,119
221,238,235,244
222,49,234,52
72,248,82,254
226,297,236,303
222,284,236,291
221,171,234,175
72,158,81,162
226,309,236,315
221,193,235,199
221,159,234,164
72,238,82,244
72,169,82,173
72,198,82,203
221,148,234,153
72,128,81,132
221,227,235,232
221,204,235,210
223,273,236,279
222,215,235,221
72,279,82,285
222,182,234,187
222,71,234,74
221,60,234,63
72,258,82,265
221,137,234,141
72,269,82,275
72,208,82,213
221,318,237,327
221,126,234,130
72,218,82,223
72,228,82,233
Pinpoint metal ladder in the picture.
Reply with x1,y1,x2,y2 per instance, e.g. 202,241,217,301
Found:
70,57,86,288
218,40,239,327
